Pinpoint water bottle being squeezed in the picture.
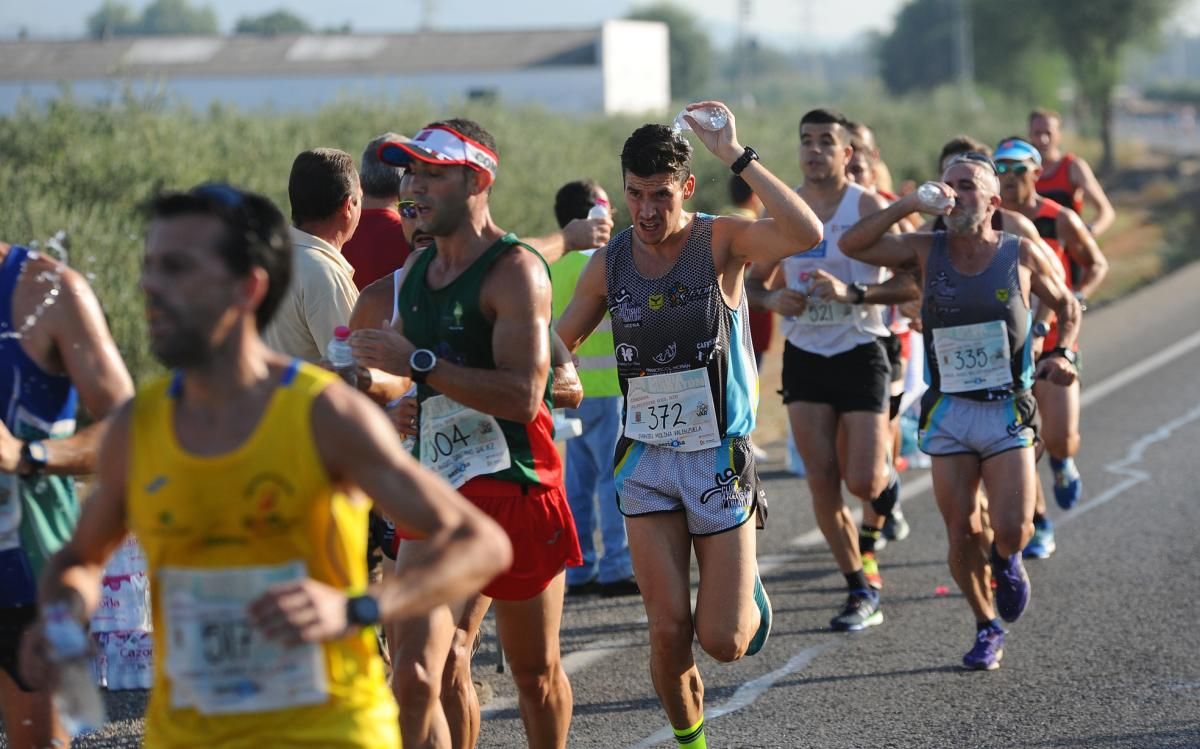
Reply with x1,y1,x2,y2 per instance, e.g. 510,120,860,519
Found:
327,326,357,388
44,602,106,736
672,106,728,135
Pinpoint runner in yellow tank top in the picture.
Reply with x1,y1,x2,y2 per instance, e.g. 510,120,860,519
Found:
22,184,512,748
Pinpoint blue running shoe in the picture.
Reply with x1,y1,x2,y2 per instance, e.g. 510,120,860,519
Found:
992,553,1031,623
1023,522,1056,560
962,625,1005,670
830,589,883,632
1050,456,1082,509
745,571,772,656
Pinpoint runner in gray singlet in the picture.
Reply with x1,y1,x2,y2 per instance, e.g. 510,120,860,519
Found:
838,153,1081,671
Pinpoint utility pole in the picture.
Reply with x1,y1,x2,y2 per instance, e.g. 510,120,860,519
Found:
420,0,437,31
955,0,979,108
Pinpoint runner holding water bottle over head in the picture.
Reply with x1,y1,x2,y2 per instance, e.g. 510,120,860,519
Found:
22,183,512,748
556,100,824,749
0,238,133,747
744,109,918,629
839,153,1081,670
349,118,582,749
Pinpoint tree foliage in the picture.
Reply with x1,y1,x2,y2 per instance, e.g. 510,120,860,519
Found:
235,10,312,36
626,2,713,100
85,0,218,38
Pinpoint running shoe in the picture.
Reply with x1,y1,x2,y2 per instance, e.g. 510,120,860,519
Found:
962,625,1005,670
830,589,883,632
992,553,1031,623
745,571,772,656
861,552,883,590
1051,457,1082,509
1022,524,1056,560
883,505,911,541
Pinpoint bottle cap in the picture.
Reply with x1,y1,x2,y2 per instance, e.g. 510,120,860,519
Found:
334,325,351,340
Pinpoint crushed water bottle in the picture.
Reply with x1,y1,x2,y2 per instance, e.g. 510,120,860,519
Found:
916,182,955,213
44,601,106,736
327,326,358,388
672,106,728,134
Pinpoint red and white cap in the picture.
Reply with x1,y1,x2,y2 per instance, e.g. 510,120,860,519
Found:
378,125,499,177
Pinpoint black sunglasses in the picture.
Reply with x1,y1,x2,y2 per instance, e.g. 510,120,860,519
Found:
994,162,1033,176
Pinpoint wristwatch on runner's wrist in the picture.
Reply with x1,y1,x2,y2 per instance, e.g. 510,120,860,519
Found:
346,594,380,628
1049,347,1078,366
848,282,867,305
18,440,47,477
1032,321,1050,338
730,146,760,176
409,349,437,385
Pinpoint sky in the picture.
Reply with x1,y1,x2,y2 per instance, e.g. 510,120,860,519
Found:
5,1,1200,50
0,0,910,49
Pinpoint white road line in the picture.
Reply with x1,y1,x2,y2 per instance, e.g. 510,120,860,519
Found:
626,641,840,749
1080,329,1200,408
1059,401,1200,525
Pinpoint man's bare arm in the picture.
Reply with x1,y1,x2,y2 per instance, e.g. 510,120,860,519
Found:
521,215,613,265
839,193,928,269
1058,209,1108,299
1022,239,1081,353
551,331,583,409
555,249,609,354
1071,157,1116,237
347,274,412,404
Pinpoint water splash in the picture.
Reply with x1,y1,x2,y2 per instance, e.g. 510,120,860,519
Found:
0,232,69,341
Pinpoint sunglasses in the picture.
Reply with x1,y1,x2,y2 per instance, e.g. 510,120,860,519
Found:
994,162,1033,176
945,151,998,175
398,200,418,219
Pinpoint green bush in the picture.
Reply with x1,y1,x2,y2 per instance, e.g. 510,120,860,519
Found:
0,85,1030,385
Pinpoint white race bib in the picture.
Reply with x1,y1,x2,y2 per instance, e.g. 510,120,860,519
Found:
161,562,328,715
797,299,856,327
419,395,512,488
624,370,720,452
932,321,1012,393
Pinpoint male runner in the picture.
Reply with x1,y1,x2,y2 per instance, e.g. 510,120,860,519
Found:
556,101,824,749
352,119,582,749
747,109,915,627
0,240,132,748
994,137,1107,556
1028,108,1117,238
840,154,1081,670
24,184,512,747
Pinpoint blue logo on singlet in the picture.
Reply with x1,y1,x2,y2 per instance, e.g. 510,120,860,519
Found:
795,240,827,258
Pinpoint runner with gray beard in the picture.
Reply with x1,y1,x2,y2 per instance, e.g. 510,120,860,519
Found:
839,153,1081,671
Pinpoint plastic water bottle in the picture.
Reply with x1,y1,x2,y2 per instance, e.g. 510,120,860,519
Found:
327,326,357,388
44,602,106,736
672,106,728,134
916,182,955,213
587,198,609,220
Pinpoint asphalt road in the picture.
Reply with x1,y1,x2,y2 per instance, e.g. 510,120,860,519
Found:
7,261,1200,748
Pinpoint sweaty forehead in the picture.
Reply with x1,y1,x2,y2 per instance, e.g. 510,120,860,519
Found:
942,162,990,185
623,172,683,191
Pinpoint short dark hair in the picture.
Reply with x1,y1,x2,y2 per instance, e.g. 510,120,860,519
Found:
1029,108,1061,124
288,148,358,226
621,124,692,183
729,175,754,206
147,184,292,330
360,133,405,199
799,108,850,142
939,135,991,171
554,179,601,229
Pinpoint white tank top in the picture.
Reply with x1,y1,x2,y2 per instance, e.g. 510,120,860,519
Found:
781,182,889,357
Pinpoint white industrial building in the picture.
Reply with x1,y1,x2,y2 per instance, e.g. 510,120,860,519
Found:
0,20,670,115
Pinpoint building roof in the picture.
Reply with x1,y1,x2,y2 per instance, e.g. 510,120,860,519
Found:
0,28,603,81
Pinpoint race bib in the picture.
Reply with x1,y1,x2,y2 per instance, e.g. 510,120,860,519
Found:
932,320,1012,393
161,561,328,715
419,395,511,488
797,299,856,327
624,370,720,452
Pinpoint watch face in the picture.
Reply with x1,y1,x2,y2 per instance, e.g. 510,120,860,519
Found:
349,595,379,626
28,442,47,464
412,350,435,372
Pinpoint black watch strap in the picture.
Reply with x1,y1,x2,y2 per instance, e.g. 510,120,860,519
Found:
730,146,760,176
346,594,380,627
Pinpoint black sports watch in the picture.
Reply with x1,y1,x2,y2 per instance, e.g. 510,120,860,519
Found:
1031,321,1050,338
346,594,380,628
848,282,867,305
1049,347,1078,366
18,440,47,477
409,349,437,385
730,146,760,176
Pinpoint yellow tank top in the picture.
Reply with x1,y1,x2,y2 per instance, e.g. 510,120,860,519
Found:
127,361,399,748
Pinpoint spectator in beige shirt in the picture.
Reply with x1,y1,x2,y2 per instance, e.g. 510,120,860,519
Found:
264,148,362,362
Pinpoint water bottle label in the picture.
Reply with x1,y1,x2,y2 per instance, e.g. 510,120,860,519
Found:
161,561,328,715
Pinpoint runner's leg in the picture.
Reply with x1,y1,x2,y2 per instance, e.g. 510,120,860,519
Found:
789,402,857,574
931,454,994,623
625,511,702,730
493,573,573,749
442,594,493,749
0,669,66,749
693,518,759,661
